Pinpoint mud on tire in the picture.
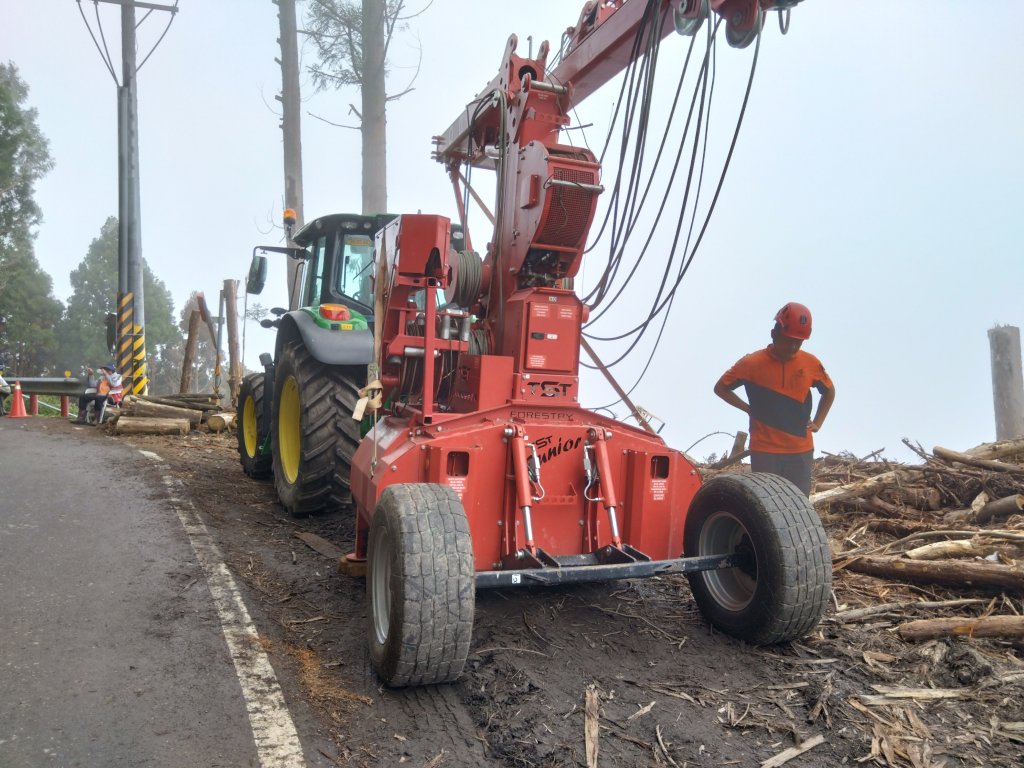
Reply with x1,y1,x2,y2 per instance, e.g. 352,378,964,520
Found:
684,472,832,645
272,340,364,517
367,483,475,687
238,373,273,479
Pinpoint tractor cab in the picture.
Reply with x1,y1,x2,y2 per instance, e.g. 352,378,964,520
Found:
246,212,397,315
290,212,397,315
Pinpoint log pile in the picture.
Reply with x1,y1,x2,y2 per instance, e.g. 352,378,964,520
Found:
108,393,226,436
699,438,1024,765
810,437,1024,642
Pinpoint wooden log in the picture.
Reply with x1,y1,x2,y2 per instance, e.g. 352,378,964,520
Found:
207,412,236,433
880,485,943,511
844,555,1024,591
197,292,223,392
113,417,191,435
125,400,202,426
136,395,222,412
897,615,1024,642
964,437,1024,461
903,539,979,560
809,469,913,507
975,494,1024,524
865,519,932,538
224,279,242,408
180,309,202,394
833,598,987,624
933,445,1024,475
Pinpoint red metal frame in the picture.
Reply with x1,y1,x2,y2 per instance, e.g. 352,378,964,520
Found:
349,0,801,578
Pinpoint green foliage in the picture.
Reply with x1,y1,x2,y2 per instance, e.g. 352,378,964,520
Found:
56,216,182,386
0,241,63,374
0,62,53,261
0,62,61,375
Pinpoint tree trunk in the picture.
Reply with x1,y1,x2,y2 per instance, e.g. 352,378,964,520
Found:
114,416,191,435
844,555,1024,591
180,309,202,393
988,325,1024,440
362,0,387,213
897,615,1024,642
277,0,305,307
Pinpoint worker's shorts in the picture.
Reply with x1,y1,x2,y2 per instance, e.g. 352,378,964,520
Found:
750,450,814,497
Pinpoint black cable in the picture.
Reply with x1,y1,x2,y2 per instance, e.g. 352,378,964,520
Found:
585,17,764,406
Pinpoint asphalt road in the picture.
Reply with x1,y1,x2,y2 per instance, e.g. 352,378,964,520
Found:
0,418,325,768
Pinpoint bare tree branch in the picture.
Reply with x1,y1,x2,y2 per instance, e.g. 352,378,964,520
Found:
307,111,361,130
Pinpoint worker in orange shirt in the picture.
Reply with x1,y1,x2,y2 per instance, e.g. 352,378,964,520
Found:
714,302,836,496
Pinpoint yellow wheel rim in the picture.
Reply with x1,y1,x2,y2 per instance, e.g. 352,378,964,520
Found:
279,376,301,484
242,395,259,458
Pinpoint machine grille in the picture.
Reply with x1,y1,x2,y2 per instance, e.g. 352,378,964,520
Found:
536,167,597,249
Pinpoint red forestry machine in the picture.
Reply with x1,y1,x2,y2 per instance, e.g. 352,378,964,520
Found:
342,0,830,687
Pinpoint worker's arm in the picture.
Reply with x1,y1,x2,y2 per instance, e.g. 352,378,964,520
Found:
714,379,750,415
808,385,835,433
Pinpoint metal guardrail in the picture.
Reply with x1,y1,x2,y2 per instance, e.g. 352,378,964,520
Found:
10,377,87,396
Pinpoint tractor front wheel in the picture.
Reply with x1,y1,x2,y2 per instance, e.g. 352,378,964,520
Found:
367,483,475,687
684,473,831,645
238,373,272,479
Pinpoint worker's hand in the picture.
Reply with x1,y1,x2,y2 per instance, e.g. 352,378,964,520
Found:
807,420,821,433
86,367,93,374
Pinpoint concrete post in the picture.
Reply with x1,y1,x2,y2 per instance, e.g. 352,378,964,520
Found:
988,325,1024,439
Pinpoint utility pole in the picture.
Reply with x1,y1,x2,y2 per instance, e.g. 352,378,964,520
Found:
84,0,178,395
276,0,305,309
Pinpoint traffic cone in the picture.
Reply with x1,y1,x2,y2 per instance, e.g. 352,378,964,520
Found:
7,380,29,418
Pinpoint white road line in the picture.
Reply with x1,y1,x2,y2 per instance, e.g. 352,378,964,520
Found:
143,452,307,768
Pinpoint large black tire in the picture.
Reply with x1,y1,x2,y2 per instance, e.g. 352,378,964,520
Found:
272,340,363,517
684,473,831,645
238,373,273,479
367,484,475,687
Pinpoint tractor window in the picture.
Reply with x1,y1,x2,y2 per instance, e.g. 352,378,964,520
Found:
305,235,328,307
336,234,376,307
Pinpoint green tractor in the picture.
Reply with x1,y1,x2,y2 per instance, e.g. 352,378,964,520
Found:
238,211,397,517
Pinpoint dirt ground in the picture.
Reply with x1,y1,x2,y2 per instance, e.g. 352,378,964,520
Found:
43,418,1024,767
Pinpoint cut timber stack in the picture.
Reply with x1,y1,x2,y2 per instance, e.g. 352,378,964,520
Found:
108,393,223,435
807,437,1024,643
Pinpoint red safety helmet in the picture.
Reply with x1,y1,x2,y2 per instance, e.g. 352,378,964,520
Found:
774,302,812,340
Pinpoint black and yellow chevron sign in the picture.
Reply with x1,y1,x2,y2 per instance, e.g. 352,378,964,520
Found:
116,291,149,395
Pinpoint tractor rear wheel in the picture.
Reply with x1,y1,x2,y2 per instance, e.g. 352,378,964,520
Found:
367,483,475,687
684,473,831,645
272,340,364,517
238,373,272,479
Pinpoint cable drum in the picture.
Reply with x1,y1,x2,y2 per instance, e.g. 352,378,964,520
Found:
467,329,490,356
446,250,482,308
